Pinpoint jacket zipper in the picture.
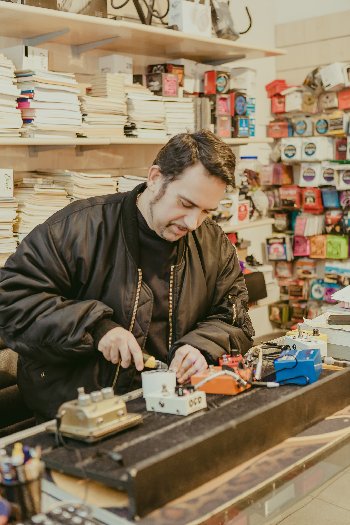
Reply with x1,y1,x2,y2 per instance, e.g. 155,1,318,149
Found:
112,268,143,389
168,265,175,351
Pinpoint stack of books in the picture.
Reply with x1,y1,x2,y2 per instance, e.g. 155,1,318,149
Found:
0,54,22,137
163,97,195,136
16,70,82,138
14,174,70,241
79,73,127,139
70,171,117,200
126,84,166,139
116,175,146,193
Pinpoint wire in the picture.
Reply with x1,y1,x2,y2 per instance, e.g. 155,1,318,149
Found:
239,6,252,35
110,0,131,9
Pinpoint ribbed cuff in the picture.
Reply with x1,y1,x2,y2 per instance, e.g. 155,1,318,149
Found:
90,318,120,348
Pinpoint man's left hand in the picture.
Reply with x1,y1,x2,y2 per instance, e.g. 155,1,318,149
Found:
170,345,208,384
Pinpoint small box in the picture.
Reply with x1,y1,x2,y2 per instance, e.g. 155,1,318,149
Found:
260,165,274,185
271,94,285,114
168,0,212,38
281,138,302,162
282,88,303,112
204,71,230,95
229,92,247,116
267,120,292,138
98,54,133,84
295,259,317,279
230,67,256,95
0,169,13,198
266,236,293,261
302,187,323,213
335,138,347,161
3,44,48,71
57,0,106,17
318,92,338,111
147,63,184,87
279,185,301,208
336,168,350,190
265,79,288,98
237,200,250,223
302,91,318,113
215,115,231,138
292,115,313,136
326,235,349,259
319,62,347,91
321,187,340,208
338,88,350,110
310,235,327,258
215,94,230,115
294,163,322,187
273,163,293,185
320,163,338,186
313,115,329,136
293,236,310,257
146,72,178,97
327,110,349,135
232,116,249,138
301,137,334,161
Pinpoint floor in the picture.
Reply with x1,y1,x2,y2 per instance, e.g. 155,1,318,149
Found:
267,465,350,525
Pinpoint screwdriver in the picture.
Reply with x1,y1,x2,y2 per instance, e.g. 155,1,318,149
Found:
142,351,168,370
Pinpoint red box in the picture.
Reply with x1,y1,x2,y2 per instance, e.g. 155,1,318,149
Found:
335,137,347,160
267,120,291,138
271,94,285,113
229,92,247,116
265,79,288,98
204,70,230,95
338,88,350,110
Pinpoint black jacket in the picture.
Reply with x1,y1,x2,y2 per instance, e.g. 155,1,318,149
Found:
0,184,254,420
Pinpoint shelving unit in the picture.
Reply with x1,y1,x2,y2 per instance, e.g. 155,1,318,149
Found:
221,217,275,234
0,2,284,63
0,137,274,147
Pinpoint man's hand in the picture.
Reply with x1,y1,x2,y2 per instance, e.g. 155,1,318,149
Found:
97,327,144,371
170,345,208,384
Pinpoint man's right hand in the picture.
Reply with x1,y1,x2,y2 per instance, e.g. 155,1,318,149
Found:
97,327,144,371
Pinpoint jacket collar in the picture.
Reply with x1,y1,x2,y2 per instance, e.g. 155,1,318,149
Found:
121,182,185,266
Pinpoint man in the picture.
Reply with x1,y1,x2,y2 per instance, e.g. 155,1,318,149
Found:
0,130,254,421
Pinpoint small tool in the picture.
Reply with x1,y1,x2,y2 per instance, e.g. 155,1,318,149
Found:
142,352,168,370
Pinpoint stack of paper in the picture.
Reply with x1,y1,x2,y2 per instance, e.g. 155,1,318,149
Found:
15,70,82,138
126,84,166,139
14,176,70,240
0,198,18,266
0,54,22,137
116,175,146,193
79,73,127,139
70,171,117,200
163,97,195,136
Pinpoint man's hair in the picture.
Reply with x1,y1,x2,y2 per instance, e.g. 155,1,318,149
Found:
153,129,236,186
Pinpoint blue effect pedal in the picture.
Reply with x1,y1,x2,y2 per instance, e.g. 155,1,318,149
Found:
274,348,322,386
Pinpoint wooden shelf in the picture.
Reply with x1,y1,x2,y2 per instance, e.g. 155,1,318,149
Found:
221,218,275,233
0,137,274,147
0,2,284,63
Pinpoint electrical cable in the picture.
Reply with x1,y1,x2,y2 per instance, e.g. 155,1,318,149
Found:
110,0,131,9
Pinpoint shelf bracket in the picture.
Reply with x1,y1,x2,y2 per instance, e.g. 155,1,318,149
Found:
202,54,246,66
72,37,120,57
28,144,75,157
24,28,70,47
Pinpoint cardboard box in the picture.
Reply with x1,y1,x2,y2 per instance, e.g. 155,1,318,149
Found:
267,120,292,138
292,115,313,136
271,94,285,114
318,91,338,111
98,54,133,85
301,137,334,162
146,72,178,97
232,116,249,138
168,0,212,37
215,115,231,138
327,110,349,135
3,44,48,71
265,79,288,98
313,115,329,136
204,71,230,95
335,138,347,160
294,163,322,187
0,169,14,199
319,62,347,91
320,163,338,186
281,138,302,162
57,0,106,17
230,67,256,95
147,63,184,87
229,92,247,116
338,88,350,110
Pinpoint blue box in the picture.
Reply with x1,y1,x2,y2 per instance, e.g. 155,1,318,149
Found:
274,348,322,386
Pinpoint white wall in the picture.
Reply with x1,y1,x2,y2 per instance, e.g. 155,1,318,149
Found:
274,0,350,24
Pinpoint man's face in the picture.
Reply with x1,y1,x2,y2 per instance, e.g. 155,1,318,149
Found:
147,162,227,242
